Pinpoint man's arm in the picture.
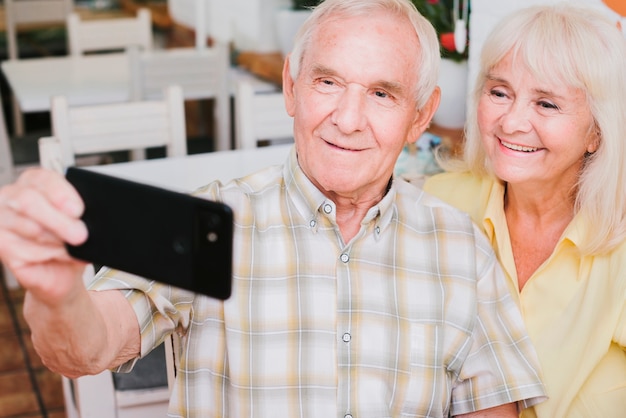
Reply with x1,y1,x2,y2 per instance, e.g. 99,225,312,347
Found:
0,168,140,377
456,403,518,417
25,287,140,378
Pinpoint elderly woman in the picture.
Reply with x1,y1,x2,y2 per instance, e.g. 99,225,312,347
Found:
424,3,626,417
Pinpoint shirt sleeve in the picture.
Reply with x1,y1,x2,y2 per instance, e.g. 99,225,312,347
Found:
87,267,196,372
450,226,547,415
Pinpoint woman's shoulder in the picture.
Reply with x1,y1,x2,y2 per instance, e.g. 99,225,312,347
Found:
423,171,494,214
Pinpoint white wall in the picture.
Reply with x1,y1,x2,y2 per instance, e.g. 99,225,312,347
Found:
168,0,291,51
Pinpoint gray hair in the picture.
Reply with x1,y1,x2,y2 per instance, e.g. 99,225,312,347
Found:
287,0,440,110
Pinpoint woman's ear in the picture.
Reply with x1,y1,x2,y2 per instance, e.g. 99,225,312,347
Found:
408,87,441,144
282,55,297,117
586,124,601,154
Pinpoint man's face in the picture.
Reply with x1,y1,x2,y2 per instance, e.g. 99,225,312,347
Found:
284,12,431,202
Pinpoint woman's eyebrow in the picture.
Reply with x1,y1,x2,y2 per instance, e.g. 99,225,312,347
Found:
485,73,508,84
486,72,566,100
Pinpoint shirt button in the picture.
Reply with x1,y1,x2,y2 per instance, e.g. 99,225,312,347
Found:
375,226,380,234
323,204,332,214
309,219,316,227
345,414,353,418
340,253,349,263
342,333,351,343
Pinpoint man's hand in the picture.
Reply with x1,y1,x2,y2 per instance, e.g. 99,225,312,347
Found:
0,168,88,304
0,168,139,377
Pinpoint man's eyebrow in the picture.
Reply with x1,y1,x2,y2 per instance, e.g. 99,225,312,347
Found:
310,64,337,77
310,64,405,96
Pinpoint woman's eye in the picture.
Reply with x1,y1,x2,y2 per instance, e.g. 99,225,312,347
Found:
538,100,559,110
489,88,507,99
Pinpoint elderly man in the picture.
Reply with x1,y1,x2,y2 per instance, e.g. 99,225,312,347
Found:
0,0,545,416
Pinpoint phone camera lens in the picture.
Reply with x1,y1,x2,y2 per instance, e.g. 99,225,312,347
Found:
173,238,190,254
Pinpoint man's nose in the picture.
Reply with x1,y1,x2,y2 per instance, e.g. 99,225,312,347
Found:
331,87,368,134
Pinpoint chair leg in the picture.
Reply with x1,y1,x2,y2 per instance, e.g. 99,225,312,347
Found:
12,96,23,137
130,149,146,160
62,377,80,418
2,265,20,289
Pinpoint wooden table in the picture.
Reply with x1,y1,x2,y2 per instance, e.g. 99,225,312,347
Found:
236,51,284,87
1,52,130,113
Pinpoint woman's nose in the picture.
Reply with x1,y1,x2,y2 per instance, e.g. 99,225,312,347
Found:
500,99,533,134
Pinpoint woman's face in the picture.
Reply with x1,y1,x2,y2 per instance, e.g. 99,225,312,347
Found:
477,52,599,189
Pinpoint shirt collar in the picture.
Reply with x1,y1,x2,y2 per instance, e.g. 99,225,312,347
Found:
482,178,585,250
282,146,396,237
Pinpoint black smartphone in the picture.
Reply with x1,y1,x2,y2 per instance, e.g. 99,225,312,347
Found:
65,167,233,300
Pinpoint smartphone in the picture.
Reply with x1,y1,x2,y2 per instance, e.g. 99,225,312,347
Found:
65,167,233,300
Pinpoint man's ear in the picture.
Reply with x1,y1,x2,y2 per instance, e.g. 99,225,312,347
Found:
408,86,441,144
282,55,297,117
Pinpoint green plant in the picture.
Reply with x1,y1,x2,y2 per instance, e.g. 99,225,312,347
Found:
411,0,469,62
293,0,322,10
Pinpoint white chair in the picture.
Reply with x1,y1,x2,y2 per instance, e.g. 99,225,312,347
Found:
39,138,180,418
56,334,176,418
39,89,184,416
0,108,15,188
234,79,294,150
21,240,180,418
67,8,153,56
49,84,187,166
0,98,20,290
0,87,40,289
4,0,74,136
129,42,231,152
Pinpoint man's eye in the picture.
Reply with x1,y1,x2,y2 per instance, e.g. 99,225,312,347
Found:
322,79,334,86
375,91,389,99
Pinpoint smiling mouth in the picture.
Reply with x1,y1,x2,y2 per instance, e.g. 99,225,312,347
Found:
500,139,539,153
325,139,360,152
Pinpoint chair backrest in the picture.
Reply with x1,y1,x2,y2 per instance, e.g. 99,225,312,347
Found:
129,43,231,151
4,0,73,60
67,8,153,56
47,84,187,168
234,79,294,150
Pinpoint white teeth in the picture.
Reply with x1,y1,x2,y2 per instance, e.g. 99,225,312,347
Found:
501,140,538,152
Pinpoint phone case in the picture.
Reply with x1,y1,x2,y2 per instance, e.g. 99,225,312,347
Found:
66,167,233,299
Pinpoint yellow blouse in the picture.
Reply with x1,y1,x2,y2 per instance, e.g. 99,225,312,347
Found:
424,172,626,418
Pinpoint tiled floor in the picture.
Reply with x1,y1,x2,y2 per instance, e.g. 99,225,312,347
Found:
0,267,66,418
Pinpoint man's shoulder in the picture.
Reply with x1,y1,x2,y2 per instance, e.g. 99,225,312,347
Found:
195,164,285,200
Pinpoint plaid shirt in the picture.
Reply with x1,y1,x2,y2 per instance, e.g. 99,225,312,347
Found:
91,147,546,417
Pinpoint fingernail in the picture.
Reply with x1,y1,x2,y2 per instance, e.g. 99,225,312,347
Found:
64,200,83,218
69,221,88,245
7,199,21,211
